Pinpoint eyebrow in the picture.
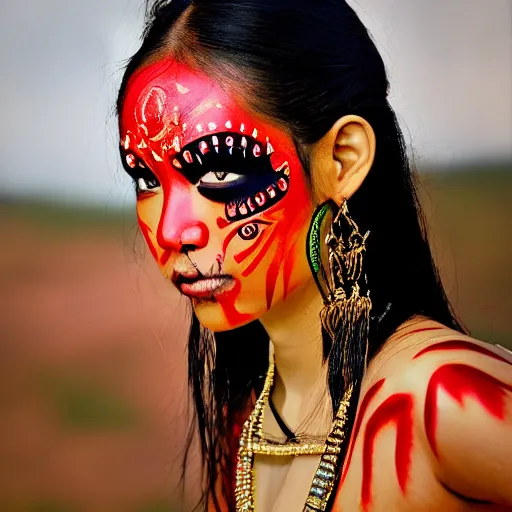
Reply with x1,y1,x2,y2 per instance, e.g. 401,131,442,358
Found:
171,132,276,184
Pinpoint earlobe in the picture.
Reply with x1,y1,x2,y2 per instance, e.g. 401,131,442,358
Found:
310,115,376,206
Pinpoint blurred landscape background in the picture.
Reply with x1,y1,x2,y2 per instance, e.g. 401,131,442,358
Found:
0,0,511,511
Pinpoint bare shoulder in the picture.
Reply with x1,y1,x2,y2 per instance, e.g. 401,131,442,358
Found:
364,316,512,390
360,316,512,507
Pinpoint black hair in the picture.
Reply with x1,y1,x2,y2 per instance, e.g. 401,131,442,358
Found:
116,1,466,510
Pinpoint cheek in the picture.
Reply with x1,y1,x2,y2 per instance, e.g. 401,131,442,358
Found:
220,167,313,309
136,193,164,264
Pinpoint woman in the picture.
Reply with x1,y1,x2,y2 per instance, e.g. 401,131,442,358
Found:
116,1,512,510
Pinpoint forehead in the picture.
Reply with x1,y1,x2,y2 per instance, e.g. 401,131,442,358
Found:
121,58,293,156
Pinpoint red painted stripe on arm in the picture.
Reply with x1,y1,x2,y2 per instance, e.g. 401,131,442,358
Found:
340,379,385,487
361,393,414,510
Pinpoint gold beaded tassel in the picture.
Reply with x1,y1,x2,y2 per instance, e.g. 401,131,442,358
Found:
235,353,275,511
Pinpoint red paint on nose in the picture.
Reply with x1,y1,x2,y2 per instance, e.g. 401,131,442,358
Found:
157,182,210,252
179,223,209,249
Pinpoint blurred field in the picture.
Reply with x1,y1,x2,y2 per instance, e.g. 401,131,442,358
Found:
0,164,511,512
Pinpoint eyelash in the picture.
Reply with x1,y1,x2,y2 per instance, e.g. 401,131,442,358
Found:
199,171,244,185
135,176,160,193
122,152,161,194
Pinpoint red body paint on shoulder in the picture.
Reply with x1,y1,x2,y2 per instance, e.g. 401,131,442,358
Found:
394,326,444,342
340,379,385,487
361,393,414,511
414,339,512,365
424,363,512,457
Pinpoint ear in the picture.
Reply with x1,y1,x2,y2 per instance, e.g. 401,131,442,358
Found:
309,115,376,205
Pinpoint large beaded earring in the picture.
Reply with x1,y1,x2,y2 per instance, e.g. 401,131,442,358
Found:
306,198,372,411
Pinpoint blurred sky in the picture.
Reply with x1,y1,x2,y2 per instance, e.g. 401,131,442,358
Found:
0,0,511,205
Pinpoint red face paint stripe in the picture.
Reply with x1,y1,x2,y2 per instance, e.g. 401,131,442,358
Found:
265,243,284,310
234,233,266,264
362,393,414,511
222,224,243,256
414,339,512,365
241,227,279,278
138,219,158,261
340,379,386,488
425,363,512,457
217,279,253,326
281,245,296,301
217,217,230,230
160,250,172,266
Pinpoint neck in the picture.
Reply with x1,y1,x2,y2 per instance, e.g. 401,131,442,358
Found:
260,277,332,432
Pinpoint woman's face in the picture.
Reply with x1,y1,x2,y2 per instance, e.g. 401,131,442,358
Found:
120,58,314,331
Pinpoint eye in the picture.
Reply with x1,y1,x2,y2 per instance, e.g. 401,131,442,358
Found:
199,171,243,185
136,176,160,192
238,222,261,241
122,151,161,194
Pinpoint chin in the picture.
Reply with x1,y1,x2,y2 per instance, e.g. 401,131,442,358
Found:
192,299,262,332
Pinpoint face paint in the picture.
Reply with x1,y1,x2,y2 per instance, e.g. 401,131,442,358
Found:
120,58,313,331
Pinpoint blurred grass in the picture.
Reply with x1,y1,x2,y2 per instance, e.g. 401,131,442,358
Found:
35,371,141,432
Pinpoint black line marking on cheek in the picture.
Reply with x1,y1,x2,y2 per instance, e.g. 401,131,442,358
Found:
225,173,289,222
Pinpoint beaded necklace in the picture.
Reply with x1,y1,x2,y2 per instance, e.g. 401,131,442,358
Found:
235,352,353,511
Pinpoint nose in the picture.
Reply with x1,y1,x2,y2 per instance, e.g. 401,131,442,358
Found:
156,188,210,253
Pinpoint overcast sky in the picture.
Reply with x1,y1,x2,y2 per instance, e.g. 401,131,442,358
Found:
0,0,511,205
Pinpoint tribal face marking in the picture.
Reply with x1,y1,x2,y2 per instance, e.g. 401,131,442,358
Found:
120,58,313,330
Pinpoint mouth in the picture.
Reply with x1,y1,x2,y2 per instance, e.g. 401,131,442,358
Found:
177,274,235,301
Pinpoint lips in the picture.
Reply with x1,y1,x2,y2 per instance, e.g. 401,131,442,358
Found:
177,275,235,300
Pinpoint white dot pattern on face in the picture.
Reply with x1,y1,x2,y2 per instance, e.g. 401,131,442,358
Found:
183,150,193,164
199,141,210,155
126,154,137,168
